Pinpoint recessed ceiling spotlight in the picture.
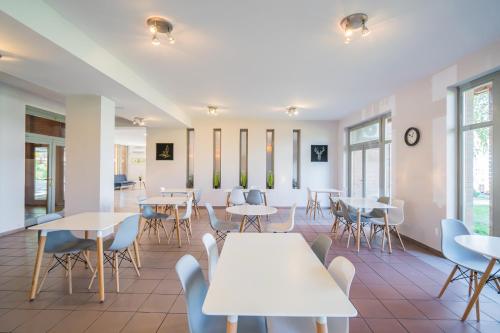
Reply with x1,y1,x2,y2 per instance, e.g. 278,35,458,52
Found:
132,117,146,126
286,106,299,117
146,16,175,46
340,13,369,44
207,105,218,116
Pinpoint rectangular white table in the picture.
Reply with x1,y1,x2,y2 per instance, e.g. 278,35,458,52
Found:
309,188,343,220
203,233,357,333
140,196,189,247
29,212,137,302
337,197,395,253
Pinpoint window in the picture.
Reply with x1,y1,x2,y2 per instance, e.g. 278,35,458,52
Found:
213,129,222,189
459,72,499,235
239,129,248,188
292,130,301,189
347,114,391,198
114,144,128,175
186,128,194,188
266,129,274,189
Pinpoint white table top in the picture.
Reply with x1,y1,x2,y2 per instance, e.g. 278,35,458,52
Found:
226,204,277,216
310,188,343,194
224,188,267,194
29,212,136,232
160,188,198,193
140,196,188,206
455,235,500,259
203,233,357,317
337,197,395,209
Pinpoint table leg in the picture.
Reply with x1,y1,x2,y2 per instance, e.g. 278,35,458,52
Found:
263,193,269,220
461,258,496,320
316,316,328,333
384,211,392,254
313,192,318,220
227,315,238,333
29,234,46,301
96,233,105,302
175,205,181,247
239,216,247,232
356,209,361,252
133,240,142,268
225,193,230,220
84,231,89,269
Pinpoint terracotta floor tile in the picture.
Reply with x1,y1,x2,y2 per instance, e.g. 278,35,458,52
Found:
0,309,41,332
85,311,134,333
139,294,176,313
107,293,148,312
48,310,102,333
13,309,71,333
433,320,479,333
365,318,407,333
157,313,189,333
352,299,393,319
399,319,443,333
121,312,166,333
380,299,426,319
410,300,458,320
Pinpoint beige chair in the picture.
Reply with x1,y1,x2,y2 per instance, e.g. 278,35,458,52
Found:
265,204,296,233
306,187,323,218
369,199,405,251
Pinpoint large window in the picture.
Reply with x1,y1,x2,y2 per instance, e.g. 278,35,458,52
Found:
347,114,391,198
459,71,499,236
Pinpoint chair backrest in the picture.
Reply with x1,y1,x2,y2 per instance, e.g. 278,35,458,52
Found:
36,213,79,253
388,199,404,225
311,234,332,265
141,204,156,219
36,213,63,225
246,189,262,205
202,233,219,283
176,255,210,333
286,204,297,231
327,256,355,297
180,198,193,220
306,187,312,201
205,202,220,231
440,219,483,262
194,189,202,204
329,197,342,217
229,188,246,205
108,214,140,251
339,200,355,224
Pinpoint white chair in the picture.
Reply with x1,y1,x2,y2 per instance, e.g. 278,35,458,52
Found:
369,199,405,251
227,187,246,220
267,256,355,333
265,204,296,233
167,197,193,244
306,187,323,218
202,233,219,283
160,187,166,196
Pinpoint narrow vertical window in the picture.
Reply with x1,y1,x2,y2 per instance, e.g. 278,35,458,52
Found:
186,128,195,188
239,129,248,188
292,129,301,189
266,129,275,189
213,129,222,189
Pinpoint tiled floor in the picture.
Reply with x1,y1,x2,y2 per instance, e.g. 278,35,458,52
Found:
0,189,498,332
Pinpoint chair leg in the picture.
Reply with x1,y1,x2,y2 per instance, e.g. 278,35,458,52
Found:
114,251,120,293
361,225,371,249
127,248,141,277
81,251,95,273
473,271,480,321
155,220,161,244
394,226,406,251
494,278,500,293
37,255,55,294
66,254,72,295
468,271,473,297
160,220,170,238
438,264,459,298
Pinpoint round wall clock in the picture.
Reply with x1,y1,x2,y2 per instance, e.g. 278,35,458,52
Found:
404,127,420,146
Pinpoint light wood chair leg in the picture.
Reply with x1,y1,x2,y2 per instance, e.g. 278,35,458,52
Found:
66,253,72,295
133,240,142,268
37,255,55,294
257,216,262,232
127,248,141,277
394,226,406,251
114,251,120,293
468,271,473,297
473,271,480,321
30,235,47,301
462,259,496,320
82,251,95,273
438,264,458,298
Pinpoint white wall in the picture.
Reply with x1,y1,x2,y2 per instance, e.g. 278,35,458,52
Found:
146,118,338,206
336,41,500,250
0,83,65,234
127,145,146,182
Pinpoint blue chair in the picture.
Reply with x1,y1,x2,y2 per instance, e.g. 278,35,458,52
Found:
338,200,371,249
438,219,500,321
310,234,332,265
206,203,240,242
88,214,141,292
139,204,170,244
36,213,95,295
246,189,263,205
193,189,202,218
175,255,267,333
330,197,346,239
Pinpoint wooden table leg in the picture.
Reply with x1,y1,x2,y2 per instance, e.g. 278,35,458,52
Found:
316,316,328,333
133,240,142,268
263,193,269,220
96,233,105,302
356,209,361,252
461,258,496,321
313,192,318,220
226,315,238,333
175,205,181,248
29,234,46,301
84,231,89,268
384,211,392,254
239,216,247,232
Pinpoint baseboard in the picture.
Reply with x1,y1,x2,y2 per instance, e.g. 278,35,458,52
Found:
400,233,443,257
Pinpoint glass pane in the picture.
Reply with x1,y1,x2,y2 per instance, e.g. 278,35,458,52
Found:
350,150,363,197
462,126,492,235
25,143,49,222
213,129,221,189
54,146,65,212
266,130,274,189
384,143,391,196
365,148,380,198
239,130,248,188
350,122,379,145
292,130,300,189
187,129,195,188
385,117,392,141
462,82,493,126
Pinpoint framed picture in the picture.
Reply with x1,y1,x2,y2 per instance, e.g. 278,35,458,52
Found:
156,143,174,160
311,145,328,162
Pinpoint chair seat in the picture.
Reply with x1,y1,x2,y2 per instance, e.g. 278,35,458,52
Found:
155,213,170,219
267,316,347,333
447,255,500,276
265,222,292,233
87,238,116,252
370,217,401,226
216,221,240,232
48,239,95,254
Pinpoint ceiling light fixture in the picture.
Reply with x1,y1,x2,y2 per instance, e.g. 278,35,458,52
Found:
340,13,369,44
146,16,175,46
286,106,299,117
132,117,146,126
207,105,218,116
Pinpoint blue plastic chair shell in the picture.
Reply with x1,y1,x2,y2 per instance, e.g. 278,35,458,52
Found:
107,214,140,251
246,189,263,205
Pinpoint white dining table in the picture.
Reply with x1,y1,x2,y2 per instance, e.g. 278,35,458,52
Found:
455,235,500,321
309,188,343,220
203,233,357,333
140,196,189,247
160,188,198,196
29,212,137,302
337,197,396,253
225,204,278,232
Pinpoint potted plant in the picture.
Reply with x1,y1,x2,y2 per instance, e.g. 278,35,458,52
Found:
213,172,221,189
240,172,248,189
266,171,274,189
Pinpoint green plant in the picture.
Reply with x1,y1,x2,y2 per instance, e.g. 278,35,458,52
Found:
240,173,248,189
213,173,221,189
186,175,194,188
266,171,274,189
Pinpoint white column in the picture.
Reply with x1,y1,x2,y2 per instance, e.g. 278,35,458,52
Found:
65,95,115,214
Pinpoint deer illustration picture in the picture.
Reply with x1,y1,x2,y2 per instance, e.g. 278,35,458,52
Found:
314,146,326,160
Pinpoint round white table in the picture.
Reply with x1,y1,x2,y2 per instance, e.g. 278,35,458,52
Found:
455,235,500,321
226,205,278,232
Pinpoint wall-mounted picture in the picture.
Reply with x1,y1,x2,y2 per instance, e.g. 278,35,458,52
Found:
156,143,174,160
311,145,328,162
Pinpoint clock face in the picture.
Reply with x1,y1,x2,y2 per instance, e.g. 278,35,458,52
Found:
405,127,420,146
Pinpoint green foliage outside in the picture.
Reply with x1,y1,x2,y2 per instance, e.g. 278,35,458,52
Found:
266,171,274,189
213,173,221,189
240,173,247,189
473,205,489,235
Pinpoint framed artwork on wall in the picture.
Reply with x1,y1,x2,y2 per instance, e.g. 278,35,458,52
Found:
311,145,328,162
156,143,174,160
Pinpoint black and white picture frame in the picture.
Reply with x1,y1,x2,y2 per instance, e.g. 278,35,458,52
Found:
311,145,328,162
156,143,174,160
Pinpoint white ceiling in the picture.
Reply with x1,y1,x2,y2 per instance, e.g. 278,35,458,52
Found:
43,0,500,120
